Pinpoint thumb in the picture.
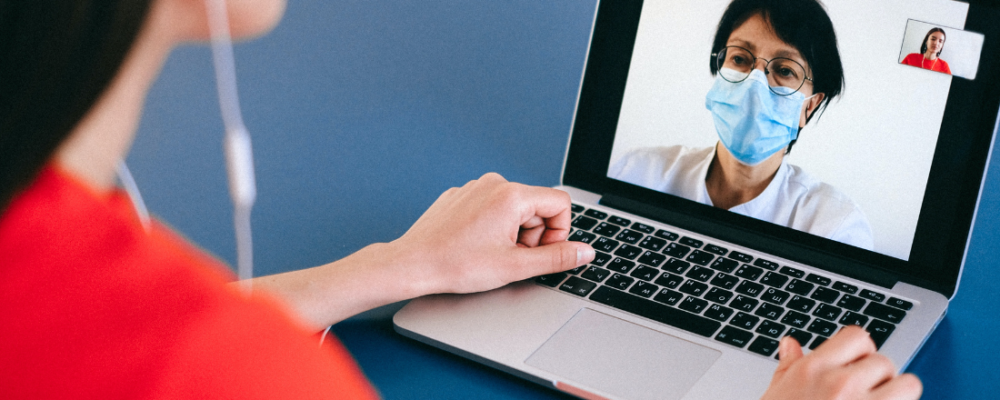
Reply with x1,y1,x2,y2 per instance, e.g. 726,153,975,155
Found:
515,241,594,276
775,336,804,376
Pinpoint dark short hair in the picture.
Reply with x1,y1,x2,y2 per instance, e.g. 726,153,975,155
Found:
0,1,153,211
708,0,845,152
920,27,946,57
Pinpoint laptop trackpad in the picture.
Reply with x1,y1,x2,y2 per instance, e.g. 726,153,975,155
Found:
525,308,721,400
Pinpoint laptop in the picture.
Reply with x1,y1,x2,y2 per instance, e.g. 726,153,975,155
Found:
394,0,1000,399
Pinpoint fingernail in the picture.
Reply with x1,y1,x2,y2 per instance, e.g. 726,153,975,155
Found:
577,246,595,265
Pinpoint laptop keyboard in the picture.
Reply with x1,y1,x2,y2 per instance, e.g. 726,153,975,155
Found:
534,204,913,359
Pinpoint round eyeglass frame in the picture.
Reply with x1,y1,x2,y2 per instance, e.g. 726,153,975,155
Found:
711,45,814,96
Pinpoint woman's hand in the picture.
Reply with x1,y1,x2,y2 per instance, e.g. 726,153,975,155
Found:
251,173,594,329
761,326,922,400
393,172,596,295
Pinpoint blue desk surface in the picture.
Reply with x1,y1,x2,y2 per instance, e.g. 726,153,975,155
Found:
131,1,1000,398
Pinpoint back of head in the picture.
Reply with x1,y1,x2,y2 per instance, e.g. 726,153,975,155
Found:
0,1,153,212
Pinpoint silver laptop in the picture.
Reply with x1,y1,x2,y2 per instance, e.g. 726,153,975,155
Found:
394,1,1000,399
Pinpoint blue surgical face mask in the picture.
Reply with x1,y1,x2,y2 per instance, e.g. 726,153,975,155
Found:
705,69,814,166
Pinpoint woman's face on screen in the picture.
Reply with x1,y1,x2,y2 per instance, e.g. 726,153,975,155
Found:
926,32,945,55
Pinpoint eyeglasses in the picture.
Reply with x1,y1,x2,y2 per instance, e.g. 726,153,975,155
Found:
712,46,813,96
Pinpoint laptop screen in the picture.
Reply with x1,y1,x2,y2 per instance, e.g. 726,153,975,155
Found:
563,0,1000,296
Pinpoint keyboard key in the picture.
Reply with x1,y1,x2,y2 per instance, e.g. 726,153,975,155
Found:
807,319,837,336
748,336,780,356
559,277,597,297
605,273,635,290
591,251,612,266
679,296,709,313
756,320,787,338
780,311,811,329
729,295,759,312
679,237,703,248
614,229,643,244
785,279,815,296
705,287,734,304
589,286,721,337
778,266,805,278
734,264,764,281
832,281,859,294
754,303,785,320
685,266,715,282
685,250,715,266
813,304,843,322
653,288,684,306
866,319,896,349
761,288,791,305
613,244,643,260
628,281,659,298
654,229,679,241
805,274,832,286
567,266,585,275
534,272,567,287
581,266,611,283
735,280,765,297
809,336,827,350
606,257,636,273
729,312,760,330
836,294,866,312
679,280,709,297
886,297,913,311
568,230,596,244
592,222,621,237
785,295,817,313
753,258,779,270
710,273,739,290
863,303,906,323
704,244,728,255
571,216,598,230
760,272,790,288
654,272,684,289
662,243,691,259
784,328,813,347
631,222,655,234
592,237,620,253
704,304,735,322
859,289,886,303
607,216,631,226
716,326,754,348
810,287,840,304
571,204,585,213
638,236,667,252
710,257,739,273
839,311,869,327
630,265,660,281
727,251,754,263
661,258,691,274
637,251,666,267
584,209,608,219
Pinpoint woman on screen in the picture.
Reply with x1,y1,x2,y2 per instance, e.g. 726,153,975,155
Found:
610,0,874,250
901,28,952,75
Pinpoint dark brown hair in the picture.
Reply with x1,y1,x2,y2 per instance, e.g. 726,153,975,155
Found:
0,1,153,211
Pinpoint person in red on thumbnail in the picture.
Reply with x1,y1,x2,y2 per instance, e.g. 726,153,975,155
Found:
902,27,952,74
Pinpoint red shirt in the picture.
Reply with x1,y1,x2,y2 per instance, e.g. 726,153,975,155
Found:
901,53,952,75
0,166,379,399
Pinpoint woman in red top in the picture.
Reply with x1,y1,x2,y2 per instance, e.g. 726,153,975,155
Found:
0,0,921,399
901,27,952,74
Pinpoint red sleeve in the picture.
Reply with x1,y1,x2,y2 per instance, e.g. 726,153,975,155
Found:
938,59,952,74
901,53,922,67
0,167,379,400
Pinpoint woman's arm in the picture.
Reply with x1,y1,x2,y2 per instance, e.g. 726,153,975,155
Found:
247,173,596,330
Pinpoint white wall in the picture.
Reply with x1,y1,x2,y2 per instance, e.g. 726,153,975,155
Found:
609,0,969,260
897,19,985,80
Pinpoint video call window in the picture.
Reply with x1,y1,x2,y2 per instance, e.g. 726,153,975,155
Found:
608,0,981,261
897,19,985,79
